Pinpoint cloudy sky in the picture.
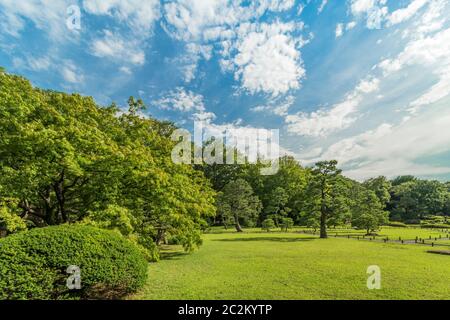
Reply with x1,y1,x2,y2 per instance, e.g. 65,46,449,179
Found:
1,0,450,181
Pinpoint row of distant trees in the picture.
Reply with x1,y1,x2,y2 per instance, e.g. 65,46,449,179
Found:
199,157,450,238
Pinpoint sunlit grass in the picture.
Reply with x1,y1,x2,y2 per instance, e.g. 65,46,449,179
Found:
133,228,450,300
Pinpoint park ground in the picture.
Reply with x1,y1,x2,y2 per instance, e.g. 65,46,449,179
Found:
132,227,450,300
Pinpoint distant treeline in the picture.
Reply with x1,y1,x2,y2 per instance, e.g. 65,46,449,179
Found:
198,155,450,237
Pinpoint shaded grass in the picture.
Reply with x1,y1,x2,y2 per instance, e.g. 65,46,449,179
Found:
133,230,450,300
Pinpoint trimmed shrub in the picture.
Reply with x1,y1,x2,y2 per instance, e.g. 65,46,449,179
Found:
0,225,148,300
384,222,408,228
280,218,294,232
420,224,450,229
261,219,275,232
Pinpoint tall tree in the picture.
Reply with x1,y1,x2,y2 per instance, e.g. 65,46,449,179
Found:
363,176,392,208
264,187,290,227
216,179,262,232
304,161,349,239
351,188,389,235
0,70,216,255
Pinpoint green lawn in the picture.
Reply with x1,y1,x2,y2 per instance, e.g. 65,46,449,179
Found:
133,229,450,300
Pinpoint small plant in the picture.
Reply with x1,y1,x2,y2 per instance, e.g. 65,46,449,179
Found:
280,218,294,232
262,219,276,232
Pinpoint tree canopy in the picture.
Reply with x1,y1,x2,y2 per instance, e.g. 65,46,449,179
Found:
0,70,216,256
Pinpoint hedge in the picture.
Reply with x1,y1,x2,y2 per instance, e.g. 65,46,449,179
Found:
384,222,408,228
0,225,148,300
420,224,450,229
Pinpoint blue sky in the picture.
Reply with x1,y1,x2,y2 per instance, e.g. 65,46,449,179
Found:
1,0,450,181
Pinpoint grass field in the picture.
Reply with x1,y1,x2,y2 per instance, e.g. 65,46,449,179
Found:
133,228,450,300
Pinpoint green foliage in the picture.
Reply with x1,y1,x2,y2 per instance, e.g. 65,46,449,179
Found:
259,156,308,222
0,200,27,235
0,70,216,255
82,205,134,236
261,218,275,232
280,217,294,232
264,187,291,227
0,225,148,300
363,176,391,208
216,179,262,232
302,161,350,238
384,221,408,228
306,217,320,232
390,179,448,221
351,189,389,234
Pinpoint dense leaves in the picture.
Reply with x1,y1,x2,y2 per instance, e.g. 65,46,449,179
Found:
0,70,216,255
0,225,148,300
216,179,262,232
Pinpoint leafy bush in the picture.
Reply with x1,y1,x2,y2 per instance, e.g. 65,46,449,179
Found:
261,219,275,232
384,221,408,228
0,225,148,300
0,199,27,236
280,218,294,232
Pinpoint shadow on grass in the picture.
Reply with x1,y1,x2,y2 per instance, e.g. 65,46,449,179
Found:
214,237,317,243
160,251,190,261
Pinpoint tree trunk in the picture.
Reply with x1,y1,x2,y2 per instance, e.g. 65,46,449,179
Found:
320,212,327,238
320,180,328,239
55,182,67,223
155,228,165,245
234,214,243,232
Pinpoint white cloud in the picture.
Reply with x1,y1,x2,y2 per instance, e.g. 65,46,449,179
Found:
0,0,71,39
285,76,379,137
251,95,295,116
163,0,295,42
12,55,52,71
175,43,213,82
154,88,206,112
306,107,450,180
120,66,132,74
83,0,160,34
90,30,146,65
336,21,357,38
380,27,450,75
318,0,328,13
163,1,305,94
61,61,84,84
409,66,450,113
350,0,388,29
335,23,344,38
387,0,429,26
227,21,305,96
347,21,357,30
378,13,450,114
163,0,251,42
356,77,380,93
266,0,296,12
286,94,361,137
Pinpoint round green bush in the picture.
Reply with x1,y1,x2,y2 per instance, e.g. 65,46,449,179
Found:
261,219,276,232
0,225,148,300
384,221,408,228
